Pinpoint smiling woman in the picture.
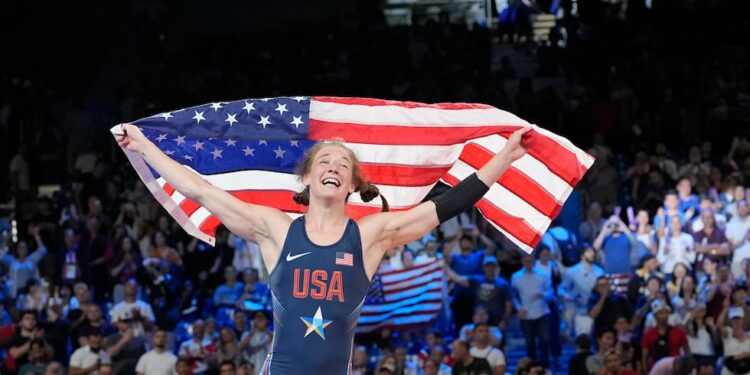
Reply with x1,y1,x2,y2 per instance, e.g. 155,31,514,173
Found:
115,123,529,374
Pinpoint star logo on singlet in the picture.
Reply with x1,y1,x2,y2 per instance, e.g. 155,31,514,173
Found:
300,306,332,340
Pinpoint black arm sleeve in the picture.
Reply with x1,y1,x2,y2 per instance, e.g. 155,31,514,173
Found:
430,173,489,223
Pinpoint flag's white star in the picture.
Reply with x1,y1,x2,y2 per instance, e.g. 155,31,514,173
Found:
224,139,237,147
258,140,268,146
290,116,304,128
159,112,173,121
258,116,271,128
293,96,306,102
155,133,168,142
175,135,186,145
242,101,255,113
275,103,288,115
210,148,223,159
165,150,175,155
183,155,193,161
242,146,255,156
225,113,238,127
273,146,286,159
290,140,299,147
210,102,224,111
192,110,206,124
193,141,204,151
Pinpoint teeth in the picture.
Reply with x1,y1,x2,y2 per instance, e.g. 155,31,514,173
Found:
322,178,340,186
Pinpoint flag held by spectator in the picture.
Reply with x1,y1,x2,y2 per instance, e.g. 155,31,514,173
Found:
111,96,594,252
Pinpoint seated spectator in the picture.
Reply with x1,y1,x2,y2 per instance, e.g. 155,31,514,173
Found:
376,355,398,375
135,329,177,375
351,345,370,375
174,358,192,375
588,276,632,336
215,326,240,368
69,328,112,375
586,329,615,374
729,285,750,331
109,278,155,337
213,266,244,325
665,263,690,298
76,304,112,348
237,267,270,311
580,202,606,245
469,323,506,375
640,300,689,372
627,254,663,308
671,274,699,323
218,360,236,375
8,310,48,371
43,361,65,375
450,339,491,375
17,338,50,375
178,319,214,374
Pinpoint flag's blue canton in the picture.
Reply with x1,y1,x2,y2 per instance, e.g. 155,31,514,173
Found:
132,97,313,177
365,275,385,304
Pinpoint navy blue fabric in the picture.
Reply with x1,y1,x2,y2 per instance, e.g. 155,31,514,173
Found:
262,216,370,375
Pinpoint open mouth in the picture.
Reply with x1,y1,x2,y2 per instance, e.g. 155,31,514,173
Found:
321,177,341,187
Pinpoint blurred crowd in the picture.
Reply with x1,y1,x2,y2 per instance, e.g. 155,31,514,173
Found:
2,0,750,374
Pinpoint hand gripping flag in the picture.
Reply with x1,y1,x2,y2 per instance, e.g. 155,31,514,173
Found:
111,97,594,253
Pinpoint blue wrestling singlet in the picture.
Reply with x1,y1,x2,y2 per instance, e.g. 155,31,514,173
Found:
260,216,371,375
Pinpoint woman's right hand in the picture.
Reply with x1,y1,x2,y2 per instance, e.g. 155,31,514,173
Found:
115,124,150,153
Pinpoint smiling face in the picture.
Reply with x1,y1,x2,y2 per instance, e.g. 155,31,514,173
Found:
301,144,358,202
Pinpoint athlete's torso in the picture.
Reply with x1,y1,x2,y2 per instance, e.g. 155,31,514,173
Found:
262,216,371,375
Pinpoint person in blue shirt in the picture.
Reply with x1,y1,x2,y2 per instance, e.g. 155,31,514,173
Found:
511,252,554,368
116,123,530,375
444,255,512,328
593,215,638,274
560,245,606,337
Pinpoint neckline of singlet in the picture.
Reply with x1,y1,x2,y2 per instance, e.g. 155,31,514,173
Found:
299,216,352,249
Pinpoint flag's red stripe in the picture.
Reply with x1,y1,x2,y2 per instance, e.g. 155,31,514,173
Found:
443,175,541,247
310,120,586,186
313,97,494,110
361,305,443,319
459,143,562,218
360,163,451,187
163,182,175,195
180,198,201,217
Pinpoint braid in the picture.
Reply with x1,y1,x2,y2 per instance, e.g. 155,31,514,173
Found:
359,182,389,212
293,186,310,205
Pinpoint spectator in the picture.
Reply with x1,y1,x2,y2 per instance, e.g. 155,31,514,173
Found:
75,304,111,348
104,316,146,375
458,305,502,347
449,339,491,375
8,310,48,371
445,255,512,327
693,208,730,263
43,361,65,375
239,311,272,372
17,339,50,375
237,267,270,311
627,254,664,308
568,334,592,375
175,358,192,375
579,202,606,245
511,252,553,368
600,349,638,375
3,225,48,298
61,228,82,284
728,200,750,277
446,229,496,329
213,266,243,324
656,216,696,275
654,192,686,238
585,329,615,374
69,328,112,375
690,196,727,233
469,323,506,375
231,310,248,339
632,209,657,256
135,329,177,375
719,306,750,375
683,303,716,365
351,346,369,375
588,276,632,337
178,319,214,374
110,236,142,303
218,359,236,375
676,177,700,216
109,278,155,337
641,300,690,371
215,326,240,368
561,246,606,336
671,274,699,323
593,215,638,274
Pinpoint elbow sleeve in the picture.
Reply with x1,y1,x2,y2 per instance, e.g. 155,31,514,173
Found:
430,173,489,223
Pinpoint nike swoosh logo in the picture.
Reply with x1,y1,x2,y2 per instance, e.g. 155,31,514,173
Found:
286,252,312,262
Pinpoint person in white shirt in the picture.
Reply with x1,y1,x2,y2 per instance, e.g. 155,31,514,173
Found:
109,279,155,337
469,323,506,375
657,216,696,275
136,329,177,375
728,201,750,277
69,328,112,375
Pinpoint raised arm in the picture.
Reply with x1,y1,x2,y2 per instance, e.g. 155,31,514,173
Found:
358,126,531,278
115,124,291,269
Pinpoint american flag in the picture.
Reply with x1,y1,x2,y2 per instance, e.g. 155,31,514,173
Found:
111,96,593,252
358,259,445,333
335,252,353,267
